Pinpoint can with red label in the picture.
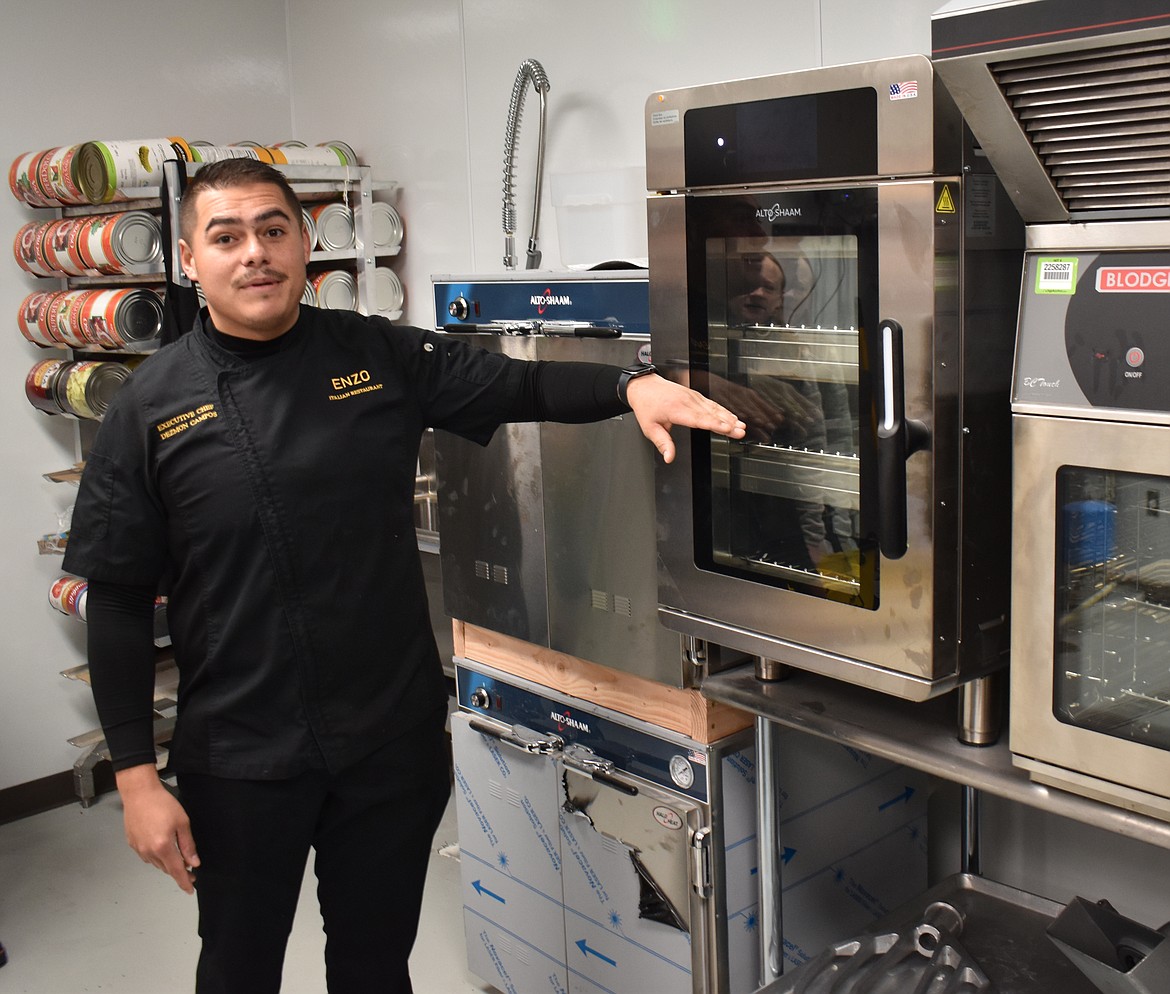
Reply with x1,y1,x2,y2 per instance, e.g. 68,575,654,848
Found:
309,202,355,251
8,150,55,206
79,288,163,351
47,291,93,349
17,290,65,347
13,221,55,277
35,145,88,205
75,138,190,204
77,211,163,274
42,217,94,277
48,574,89,621
25,357,70,414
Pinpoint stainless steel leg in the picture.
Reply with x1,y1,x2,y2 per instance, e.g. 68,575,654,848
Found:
756,715,784,985
957,673,1000,746
961,784,982,876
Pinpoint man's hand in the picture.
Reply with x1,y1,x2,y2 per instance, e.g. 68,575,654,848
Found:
115,764,200,894
625,373,746,464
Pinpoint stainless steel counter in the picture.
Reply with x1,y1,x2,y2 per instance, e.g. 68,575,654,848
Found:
702,664,1170,851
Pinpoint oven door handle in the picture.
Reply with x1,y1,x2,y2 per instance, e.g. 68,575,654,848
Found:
876,319,930,559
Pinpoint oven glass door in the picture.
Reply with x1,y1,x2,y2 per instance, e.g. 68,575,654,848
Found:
688,187,879,608
1055,465,1170,751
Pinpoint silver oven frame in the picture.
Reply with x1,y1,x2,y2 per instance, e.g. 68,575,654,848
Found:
646,56,1023,701
1012,414,1170,821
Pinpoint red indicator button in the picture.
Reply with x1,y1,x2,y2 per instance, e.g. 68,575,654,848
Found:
1127,347,1145,367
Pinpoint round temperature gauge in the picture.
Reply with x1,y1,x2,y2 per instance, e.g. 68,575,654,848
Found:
669,754,695,789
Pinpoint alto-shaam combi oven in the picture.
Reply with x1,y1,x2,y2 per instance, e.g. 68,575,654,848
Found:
645,54,1023,712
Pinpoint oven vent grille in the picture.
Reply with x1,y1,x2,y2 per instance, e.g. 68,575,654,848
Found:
992,38,1170,220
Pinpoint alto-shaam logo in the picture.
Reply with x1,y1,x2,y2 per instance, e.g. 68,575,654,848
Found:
756,203,802,222
532,288,573,315
550,708,591,734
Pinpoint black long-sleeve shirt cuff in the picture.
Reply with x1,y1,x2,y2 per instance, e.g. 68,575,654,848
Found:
528,361,628,421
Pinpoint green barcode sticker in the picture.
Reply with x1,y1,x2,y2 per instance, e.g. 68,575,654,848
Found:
1036,257,1078,294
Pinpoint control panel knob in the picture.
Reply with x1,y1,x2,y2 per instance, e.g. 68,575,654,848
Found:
448,296,471,321
469,687,491,709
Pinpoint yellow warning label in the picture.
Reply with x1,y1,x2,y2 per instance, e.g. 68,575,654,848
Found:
936,185,956,214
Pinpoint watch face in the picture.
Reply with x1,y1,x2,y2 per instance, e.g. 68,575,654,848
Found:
669,754,695,789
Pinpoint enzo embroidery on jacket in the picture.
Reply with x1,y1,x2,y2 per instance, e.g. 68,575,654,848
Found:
328,369,384,401
157,404,218,440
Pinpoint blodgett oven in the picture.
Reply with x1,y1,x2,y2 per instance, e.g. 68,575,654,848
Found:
932,0,1170,818
645,55,1023,708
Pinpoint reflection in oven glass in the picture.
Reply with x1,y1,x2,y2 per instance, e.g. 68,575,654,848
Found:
701,234,873,605
1056,467,1170,751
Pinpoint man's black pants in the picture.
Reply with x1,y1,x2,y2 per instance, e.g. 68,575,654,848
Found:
178,708,451,994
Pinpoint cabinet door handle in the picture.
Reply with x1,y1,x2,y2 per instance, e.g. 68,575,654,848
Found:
876,318,930,559
467,716,563,755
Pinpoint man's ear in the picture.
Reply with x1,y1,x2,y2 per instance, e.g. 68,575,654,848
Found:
179,240,197,282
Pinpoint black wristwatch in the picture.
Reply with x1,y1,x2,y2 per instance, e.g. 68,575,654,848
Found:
616,362,657,406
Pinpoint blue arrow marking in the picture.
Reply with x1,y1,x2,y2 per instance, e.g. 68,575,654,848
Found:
782,847,796,865
472,879,506,904
879,786,916,811
575,939,617,967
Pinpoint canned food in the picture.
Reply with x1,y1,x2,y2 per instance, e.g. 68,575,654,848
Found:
79,211,163,273
372,267,405,315
308,202,355,251
300,281,317,306
190,144,271,164
355,201,404,252
48,574,89,621
25,357,70,414
13,221,56,277
47,291,95,349
310,270,357,310
302,207,317,250
8,150,55,206
319,140,359,165
56,359,133,419
42,217,94,277
17,291,65,347
37,145,88,205
275,145,351,167
74,138,190,204
79,288,163,351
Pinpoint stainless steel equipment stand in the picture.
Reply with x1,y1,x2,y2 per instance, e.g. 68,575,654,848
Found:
755,713,784,986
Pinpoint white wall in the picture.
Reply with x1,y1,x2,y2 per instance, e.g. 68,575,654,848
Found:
0,0,294,792
4,0,1170,944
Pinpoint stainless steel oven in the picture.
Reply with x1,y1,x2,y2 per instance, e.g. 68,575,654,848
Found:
932,0,1170,819
646,55,1024,704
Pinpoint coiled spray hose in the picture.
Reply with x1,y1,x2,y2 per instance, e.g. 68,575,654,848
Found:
502,58,550,270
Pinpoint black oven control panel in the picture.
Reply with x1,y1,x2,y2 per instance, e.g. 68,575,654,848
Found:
1013,251,1170,415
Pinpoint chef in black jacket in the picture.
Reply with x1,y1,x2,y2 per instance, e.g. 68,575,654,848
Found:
62,157,745,994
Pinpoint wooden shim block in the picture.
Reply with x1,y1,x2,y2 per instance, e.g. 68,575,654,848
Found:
454,621,752,743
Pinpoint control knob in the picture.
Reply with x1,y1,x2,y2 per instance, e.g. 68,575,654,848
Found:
448,296,471,320
469,687,491,709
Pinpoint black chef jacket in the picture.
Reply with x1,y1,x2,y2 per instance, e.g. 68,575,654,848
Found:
63,306,626,779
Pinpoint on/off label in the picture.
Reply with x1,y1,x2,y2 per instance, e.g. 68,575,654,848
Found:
1036,257,1078,294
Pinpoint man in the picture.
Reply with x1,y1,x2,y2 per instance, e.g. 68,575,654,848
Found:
62,158,744,994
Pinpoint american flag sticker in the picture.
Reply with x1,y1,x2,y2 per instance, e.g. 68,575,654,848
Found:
889,80,919,101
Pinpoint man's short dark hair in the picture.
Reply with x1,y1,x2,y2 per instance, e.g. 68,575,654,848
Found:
179,158,303,243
